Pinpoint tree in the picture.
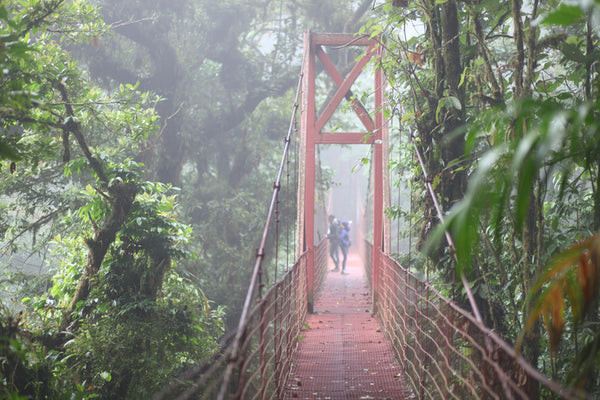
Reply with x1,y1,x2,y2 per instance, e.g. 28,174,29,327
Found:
371,0,600,394
2,0,378,396
69,0,377,327
1,0,224,397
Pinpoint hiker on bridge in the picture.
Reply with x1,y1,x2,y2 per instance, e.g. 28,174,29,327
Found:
327,214,340,271
339,221,351,274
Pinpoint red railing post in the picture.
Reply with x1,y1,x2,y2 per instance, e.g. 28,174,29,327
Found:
296,31,318,313
259,301,267,400
372,44,385,309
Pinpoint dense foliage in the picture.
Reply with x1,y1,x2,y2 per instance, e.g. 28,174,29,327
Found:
3,0,598,397
1,0,375,398
72,0,376,328
0,0,227,397
370,0,600,395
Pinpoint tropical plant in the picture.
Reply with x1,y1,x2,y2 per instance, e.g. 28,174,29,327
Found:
369,0,600,394
1,0,225,397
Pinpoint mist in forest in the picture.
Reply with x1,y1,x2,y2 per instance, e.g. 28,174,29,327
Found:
320,145,370,246
4,0,598,397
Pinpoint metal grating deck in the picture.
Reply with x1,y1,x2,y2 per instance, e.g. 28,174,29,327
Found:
283,252,413,400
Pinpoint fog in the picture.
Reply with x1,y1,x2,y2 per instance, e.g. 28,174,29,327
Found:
320,144,370,248
320,141,411,259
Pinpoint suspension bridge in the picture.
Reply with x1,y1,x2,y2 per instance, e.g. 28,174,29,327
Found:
152,32,591,400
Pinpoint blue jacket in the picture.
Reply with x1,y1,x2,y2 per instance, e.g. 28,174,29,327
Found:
339,225,350,248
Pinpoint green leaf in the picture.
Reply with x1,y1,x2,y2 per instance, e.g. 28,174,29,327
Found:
447,96,462,110
436,96,462,123
556,92,572,100
0,141,21,161
541,5,584,26
436,101,443,123
560,42,586,63
511,132,538,228
458,67,468,88
401,112,414,123
388,74,396,87
100,371,112,382
431,173,441,190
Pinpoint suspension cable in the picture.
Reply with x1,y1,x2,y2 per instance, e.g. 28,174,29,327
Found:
408,128,484,323
218,69,304,400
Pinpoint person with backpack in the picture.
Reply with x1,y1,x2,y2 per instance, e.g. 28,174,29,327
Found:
327,215,340,271
339,221,351,274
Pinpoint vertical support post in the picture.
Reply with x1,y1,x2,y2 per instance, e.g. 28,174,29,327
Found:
402,267,407,357
259,301,267,400
445,302,452,397
303,31,317,313
372,45,385,309
417,281,425,399
299,32,385,313
274,285,283,398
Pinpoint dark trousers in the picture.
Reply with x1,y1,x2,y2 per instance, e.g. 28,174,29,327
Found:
329,243,339,268
340,245,348,270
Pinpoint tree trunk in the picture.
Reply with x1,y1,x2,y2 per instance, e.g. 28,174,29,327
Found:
60,183,137,332
511,0,525,100
412,0,466,268
439,0,466,212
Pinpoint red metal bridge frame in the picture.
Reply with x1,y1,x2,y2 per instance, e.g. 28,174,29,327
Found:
297,31,388,311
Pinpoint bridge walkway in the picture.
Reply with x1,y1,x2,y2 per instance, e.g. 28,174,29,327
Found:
283,251,412,399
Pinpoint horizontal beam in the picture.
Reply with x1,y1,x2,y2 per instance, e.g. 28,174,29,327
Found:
315,131,378,144
315,46,374,133
315,42,377,134
312,33,375,47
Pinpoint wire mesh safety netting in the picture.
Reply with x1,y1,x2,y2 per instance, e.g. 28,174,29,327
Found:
151,60,332,399
152,240,328,400
364,243,592,400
